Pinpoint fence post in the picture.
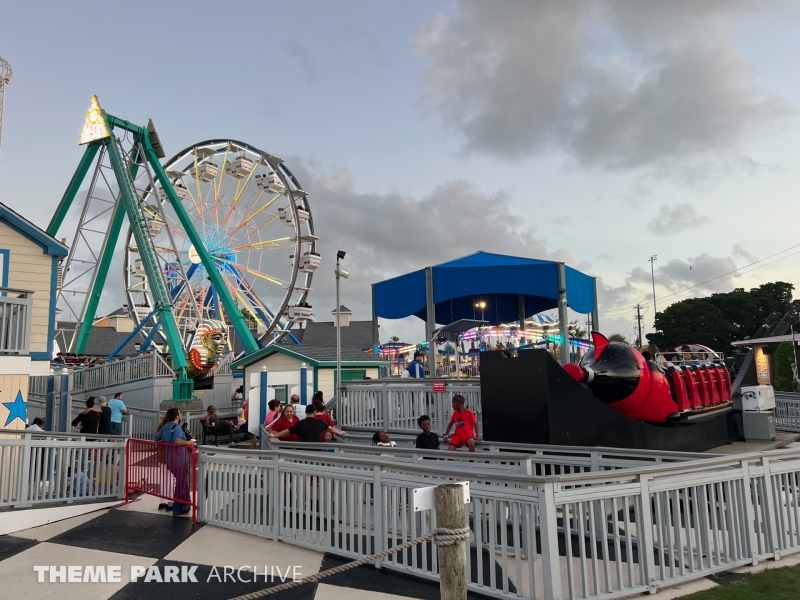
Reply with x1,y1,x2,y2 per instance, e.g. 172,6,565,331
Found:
740,458,760,565
373,465,384,568
637,474,659,594
435,484,467,600
538,481,563,600
59,368,70,432
760,456,781,560
45,370,55,431
381,382,390,430
271,455,281,541
17,433,33,508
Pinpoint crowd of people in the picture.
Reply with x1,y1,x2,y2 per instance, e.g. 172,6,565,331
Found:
69,393,129,436
52,352,108,367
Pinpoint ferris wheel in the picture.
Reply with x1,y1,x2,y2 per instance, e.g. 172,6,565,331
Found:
123,140,318,350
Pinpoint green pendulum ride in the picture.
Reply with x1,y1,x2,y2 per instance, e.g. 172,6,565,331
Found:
49,97,319,403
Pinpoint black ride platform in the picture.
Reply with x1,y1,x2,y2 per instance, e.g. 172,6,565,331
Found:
480,349,738,452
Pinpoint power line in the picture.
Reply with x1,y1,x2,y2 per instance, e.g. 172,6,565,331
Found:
600,243,800,316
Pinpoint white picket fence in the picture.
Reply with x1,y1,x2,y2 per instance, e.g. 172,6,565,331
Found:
197,444,800,600
0,429,126,508
337,379,482,433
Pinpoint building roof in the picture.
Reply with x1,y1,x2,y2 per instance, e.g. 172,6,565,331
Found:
100,306,131,318
56,322,144,357
0,202,69,256
232,344,389,370
299,320,374,348
331,305,352,314
732,334,800,347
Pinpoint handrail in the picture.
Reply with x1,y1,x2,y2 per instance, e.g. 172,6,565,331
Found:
68,350,174,393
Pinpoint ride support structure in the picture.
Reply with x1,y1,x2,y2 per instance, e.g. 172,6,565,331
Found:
48,97,259,401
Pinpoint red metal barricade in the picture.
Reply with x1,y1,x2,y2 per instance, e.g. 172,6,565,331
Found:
125,438,197,523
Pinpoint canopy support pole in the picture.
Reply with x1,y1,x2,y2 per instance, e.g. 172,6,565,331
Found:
558,263,569,366
518,295,526,331
425,266,437,376
592,277,600,333
371,284,379,351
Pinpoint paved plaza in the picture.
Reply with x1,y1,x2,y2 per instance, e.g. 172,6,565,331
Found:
0,494,458,600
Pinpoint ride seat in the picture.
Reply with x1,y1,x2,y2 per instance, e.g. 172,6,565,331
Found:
709,368,722,404
668,367,691,412
679,366,702,409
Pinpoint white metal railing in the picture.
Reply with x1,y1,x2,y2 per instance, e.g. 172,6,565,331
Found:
216,352,233,376
775,392,800,433
68,350,174,393
196,444,800,600
184,407,239,442
26,397,160,440
337,379,482,433
0,429,126,508
0,288,32,355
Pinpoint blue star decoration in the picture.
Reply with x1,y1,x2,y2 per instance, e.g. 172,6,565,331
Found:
3,390,27,427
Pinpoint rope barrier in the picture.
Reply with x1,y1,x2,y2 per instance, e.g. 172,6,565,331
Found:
227,526,472,599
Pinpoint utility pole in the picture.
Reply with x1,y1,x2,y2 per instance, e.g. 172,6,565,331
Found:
0,56,12,165
635,304,644,349
649,255,658,317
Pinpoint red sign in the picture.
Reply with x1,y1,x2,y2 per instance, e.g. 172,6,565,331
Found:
432,381,446,393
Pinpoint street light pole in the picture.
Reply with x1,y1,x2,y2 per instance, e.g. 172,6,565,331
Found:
649,255,658,317
475,301,486,322
335,250,347,400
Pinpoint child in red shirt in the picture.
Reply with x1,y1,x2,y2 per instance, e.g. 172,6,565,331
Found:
443,394,481,452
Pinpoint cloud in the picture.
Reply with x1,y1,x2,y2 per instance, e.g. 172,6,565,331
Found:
647,203,711,235
286,39,318,84
596,251,741,323
413,1,794,176
732,242,757,263
288,162,589,321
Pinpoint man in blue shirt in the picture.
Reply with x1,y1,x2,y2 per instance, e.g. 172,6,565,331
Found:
108,393,129,436
408,352,426,378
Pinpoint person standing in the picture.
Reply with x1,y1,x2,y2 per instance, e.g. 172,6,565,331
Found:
271,405,345,442
408,352,426,378
108,393,129,436
71,398,101,434
96,397,113,435
155,408,195,516
269,404,300,441
264,399,283,427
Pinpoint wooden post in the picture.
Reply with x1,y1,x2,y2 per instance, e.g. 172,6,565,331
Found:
435,484,467,600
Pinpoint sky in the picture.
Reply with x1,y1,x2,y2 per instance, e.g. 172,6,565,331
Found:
0,0,798,345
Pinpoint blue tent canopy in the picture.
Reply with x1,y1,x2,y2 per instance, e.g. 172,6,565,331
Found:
372,251,597,325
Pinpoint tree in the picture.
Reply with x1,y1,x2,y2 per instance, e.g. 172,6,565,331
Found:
774,341,796,392
390,335,400,343
647,281,798,354
608,333,627,343
647,298,735,351
568,320,587,339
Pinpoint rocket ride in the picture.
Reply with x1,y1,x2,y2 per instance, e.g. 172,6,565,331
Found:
563,332,732,424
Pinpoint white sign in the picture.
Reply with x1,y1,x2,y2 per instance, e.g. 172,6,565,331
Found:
413,482,470,512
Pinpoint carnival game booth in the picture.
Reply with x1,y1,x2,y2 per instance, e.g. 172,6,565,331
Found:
370,251,600,375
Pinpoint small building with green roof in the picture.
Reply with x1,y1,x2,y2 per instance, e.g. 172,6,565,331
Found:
231,344,388,405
